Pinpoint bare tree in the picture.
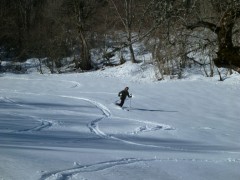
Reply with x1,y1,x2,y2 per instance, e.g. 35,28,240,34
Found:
61,0,106,70
108,0,138,63
143,0,190,78
103,0,166,64
145,0,240,78
0,0,47,60
186,0,240,73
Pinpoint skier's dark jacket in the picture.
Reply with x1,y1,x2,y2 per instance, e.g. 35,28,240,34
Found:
118,89,131,100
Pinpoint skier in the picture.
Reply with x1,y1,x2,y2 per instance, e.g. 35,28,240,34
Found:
117,87,132,107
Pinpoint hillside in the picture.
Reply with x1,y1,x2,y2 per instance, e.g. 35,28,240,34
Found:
0,62,240,180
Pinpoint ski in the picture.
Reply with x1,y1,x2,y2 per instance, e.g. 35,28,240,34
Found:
114,102,129,111
122,107,129,111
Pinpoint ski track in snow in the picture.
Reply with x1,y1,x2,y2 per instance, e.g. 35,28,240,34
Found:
1,90,173,148
113,116,175,133
17,116,53,132
1,76,82,88
58,95,111,139
2,91,240,153
39,157,240,180
1,96,54,132
55,95,177,149
1,78,240,179
39,94,240,154
39,158,140,180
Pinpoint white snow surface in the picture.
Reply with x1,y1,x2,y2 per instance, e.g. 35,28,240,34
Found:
0,63,240,180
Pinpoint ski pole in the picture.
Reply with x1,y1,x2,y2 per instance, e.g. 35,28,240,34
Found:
129,97,132,109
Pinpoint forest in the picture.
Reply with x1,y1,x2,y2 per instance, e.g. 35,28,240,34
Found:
1,0,240,77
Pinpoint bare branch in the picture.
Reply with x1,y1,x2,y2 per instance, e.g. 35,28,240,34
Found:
186,21,220,33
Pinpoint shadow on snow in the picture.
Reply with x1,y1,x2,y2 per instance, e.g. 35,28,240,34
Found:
129,107,178,112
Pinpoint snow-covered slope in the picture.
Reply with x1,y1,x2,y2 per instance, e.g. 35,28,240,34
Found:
0,63,240,180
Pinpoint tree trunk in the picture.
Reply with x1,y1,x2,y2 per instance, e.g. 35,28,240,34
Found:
79,29,92,70
126,0,136,63
213,8,240,73
127,32,136,63
187,7,240,73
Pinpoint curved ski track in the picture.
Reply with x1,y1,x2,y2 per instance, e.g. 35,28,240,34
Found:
2,91,172,147
1,78,240,180
1,96,53,132
57,95,177,149
2,92,239,153
39,157,240,180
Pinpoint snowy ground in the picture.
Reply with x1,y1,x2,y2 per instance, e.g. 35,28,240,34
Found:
0,63,240,180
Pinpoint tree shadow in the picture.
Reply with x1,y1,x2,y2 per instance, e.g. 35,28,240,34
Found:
1,132,238,154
